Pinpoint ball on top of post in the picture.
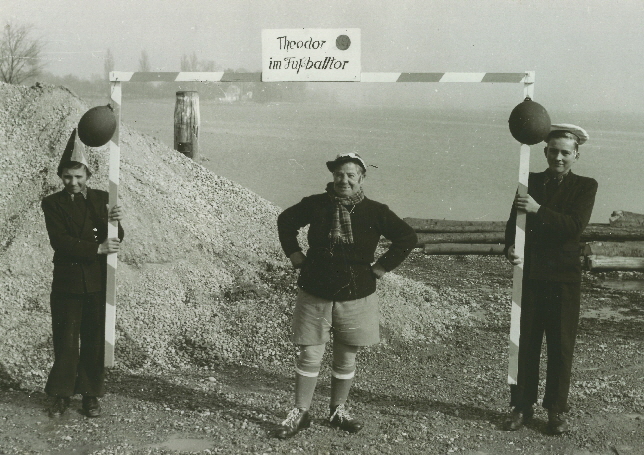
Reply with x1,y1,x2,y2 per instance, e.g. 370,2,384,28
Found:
77,105,117,147
508,97,551,145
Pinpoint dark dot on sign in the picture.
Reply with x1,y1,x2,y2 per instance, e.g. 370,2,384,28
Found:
336,35,351,51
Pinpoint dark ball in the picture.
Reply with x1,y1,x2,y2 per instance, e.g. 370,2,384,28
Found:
78,105,117,147
508,98,551,145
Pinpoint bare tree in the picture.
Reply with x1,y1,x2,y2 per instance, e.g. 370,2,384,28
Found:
0,21,45,84
138,50,150,72
104,48,114,80
180,52,219,72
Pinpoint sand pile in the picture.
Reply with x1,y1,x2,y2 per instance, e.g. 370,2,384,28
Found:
0,82,471,390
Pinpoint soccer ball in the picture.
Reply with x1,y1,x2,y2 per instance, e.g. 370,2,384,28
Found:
78,105,117,147
508,98,551,145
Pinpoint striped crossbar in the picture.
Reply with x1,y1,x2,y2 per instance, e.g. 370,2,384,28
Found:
111,72,262,82
111,71,531,84
106,70,535,376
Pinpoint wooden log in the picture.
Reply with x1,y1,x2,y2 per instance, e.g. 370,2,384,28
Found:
404,217,506,233
581,224,644,241
584,241,644,257
424,243,505,255
609,210,644,227
587,255,644,271
174,91,200,160
416,232,505,246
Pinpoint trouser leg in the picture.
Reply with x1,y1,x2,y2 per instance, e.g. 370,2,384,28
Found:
330,338,359,407
511,280,545,410
543,282,581,412
45,293,83,397
74,292,106,397
294,344,326,410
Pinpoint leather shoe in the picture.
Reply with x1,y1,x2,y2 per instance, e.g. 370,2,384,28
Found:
276,408,310,439
48,397,70,418
82,396,101,418
547,410,569,434
504,406,533,431
329,404,363,433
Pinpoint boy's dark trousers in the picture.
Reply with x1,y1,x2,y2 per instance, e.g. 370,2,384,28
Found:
44,291,106,398
510,279,581,413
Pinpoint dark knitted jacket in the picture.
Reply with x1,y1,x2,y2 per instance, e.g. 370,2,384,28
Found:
277,193,417,300
504,170,598,283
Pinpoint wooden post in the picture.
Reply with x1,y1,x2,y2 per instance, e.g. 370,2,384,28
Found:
105,76,121,367
174,91,200,160
508,72,535,386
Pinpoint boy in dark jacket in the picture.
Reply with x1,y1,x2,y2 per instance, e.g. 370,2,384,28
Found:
42,130,124,418
504,124,597,434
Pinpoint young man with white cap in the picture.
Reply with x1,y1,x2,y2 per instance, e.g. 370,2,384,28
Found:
503,124,598,434
42,129,124,418
275,153,417,439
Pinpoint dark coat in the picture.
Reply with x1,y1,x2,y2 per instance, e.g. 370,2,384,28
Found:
278,193,417,300
504,170,598,282
42,188,124,294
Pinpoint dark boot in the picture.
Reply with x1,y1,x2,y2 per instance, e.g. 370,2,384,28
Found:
329,404,363,433
504,406,533,431
82,396,101,418
547,410,569,434
48,397,70,418
276,408,311,439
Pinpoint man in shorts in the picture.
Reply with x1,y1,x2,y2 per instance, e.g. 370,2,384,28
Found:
275,153,417,439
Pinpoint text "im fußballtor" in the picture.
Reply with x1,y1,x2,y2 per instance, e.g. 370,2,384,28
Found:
268,36,350,74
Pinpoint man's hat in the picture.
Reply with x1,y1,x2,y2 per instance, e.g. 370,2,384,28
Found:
57,129,91,177
326,153,367,173
548,123,589,145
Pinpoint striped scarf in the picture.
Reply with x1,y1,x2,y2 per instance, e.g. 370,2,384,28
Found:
326,182,365,244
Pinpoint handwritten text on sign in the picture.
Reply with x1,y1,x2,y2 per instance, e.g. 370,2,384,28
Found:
262,28,361,82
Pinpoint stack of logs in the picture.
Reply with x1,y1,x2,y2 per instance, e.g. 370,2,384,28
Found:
405,211,644,272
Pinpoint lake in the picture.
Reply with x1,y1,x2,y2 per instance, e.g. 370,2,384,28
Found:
114,99,644,223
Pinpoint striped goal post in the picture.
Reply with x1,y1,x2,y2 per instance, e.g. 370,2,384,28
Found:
105,71,535,381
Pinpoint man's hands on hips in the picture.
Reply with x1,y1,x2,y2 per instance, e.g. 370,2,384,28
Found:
371,262,386,279
289,251,306,269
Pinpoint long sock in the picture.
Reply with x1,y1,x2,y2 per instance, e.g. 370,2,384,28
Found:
295,373,318,410
330,376,354,408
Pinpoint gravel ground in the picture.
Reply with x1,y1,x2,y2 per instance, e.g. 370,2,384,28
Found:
0,83,642,454
0,252,642,454
0,82,468,389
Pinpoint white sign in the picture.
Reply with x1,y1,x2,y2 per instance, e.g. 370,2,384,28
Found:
262,28,361,82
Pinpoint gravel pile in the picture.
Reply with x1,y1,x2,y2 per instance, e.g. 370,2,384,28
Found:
0,82,471,390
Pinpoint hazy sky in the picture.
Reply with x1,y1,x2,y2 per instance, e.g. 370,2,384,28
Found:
3,0,644,113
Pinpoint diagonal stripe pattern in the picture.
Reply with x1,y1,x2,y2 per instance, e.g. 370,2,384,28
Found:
105,76,121,368
508,144,531,384
111,71,529,84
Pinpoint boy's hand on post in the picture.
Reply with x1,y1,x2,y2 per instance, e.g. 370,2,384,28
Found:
107,204,123,222
507,244,523,266
98,238,121,255
514,194,540,214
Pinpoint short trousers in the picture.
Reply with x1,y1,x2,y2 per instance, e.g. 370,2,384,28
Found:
292,288,380,346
